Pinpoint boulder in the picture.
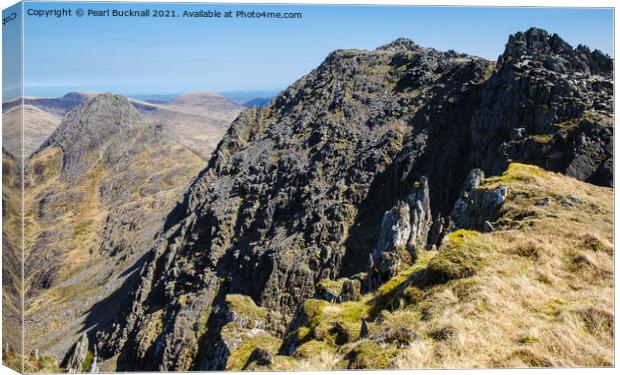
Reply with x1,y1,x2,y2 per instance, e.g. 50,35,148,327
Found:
368,201,411,287
338,279,362,302
360,319,370,339
315,278,361,303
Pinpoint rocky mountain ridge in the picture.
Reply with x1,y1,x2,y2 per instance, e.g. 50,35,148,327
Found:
74,27,613,371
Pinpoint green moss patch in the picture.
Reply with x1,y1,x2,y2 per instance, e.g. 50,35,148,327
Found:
484,163,550,185
532,134,553,143
296,299,367,346
226,331,281,370
425,230,489,283
316,278,347,298
344,340,400,369
7,351,62,374
370,251,435,314
225,294,267,323
81,350,95,372
295,340,337,359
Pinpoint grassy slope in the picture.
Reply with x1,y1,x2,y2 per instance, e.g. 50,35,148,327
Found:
2,152,23,372
244,163,613,370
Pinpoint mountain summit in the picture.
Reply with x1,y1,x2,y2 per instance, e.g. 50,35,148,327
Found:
474,27,612,183
377,37,420,51
39,94,140,181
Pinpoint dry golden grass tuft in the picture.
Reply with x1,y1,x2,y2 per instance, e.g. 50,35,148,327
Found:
293,349,344,371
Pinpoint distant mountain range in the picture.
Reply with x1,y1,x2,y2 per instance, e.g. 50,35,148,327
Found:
243,97,273,107
2,90,246,367
2,90,276,160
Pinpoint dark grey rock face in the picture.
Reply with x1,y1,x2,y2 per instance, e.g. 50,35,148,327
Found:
94,29,613,371
338,279,362,302
471,28,613,185
368,176,432,288
406,177,432,257
369,201,412,286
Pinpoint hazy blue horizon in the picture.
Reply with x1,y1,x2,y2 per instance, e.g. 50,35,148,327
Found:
17,2,614,98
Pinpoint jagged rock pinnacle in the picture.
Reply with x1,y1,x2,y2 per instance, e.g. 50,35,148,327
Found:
500,27,613,76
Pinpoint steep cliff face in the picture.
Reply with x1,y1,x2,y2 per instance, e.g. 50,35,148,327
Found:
94,29,612,371
277,163,613,370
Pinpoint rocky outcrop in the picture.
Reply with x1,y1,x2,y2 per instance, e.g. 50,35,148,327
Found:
242,348,273,369
196,294,280,371
61,333,89,372
471,28,613,186
369,201,412,286
406,177,432,255
92,28,612,371
339,279,362,302
88,347,98,373
369,177,432,288
98,39,498,371
449,169,508,232
315,278,362,303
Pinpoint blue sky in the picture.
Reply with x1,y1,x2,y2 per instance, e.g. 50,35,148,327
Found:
16,2,614,98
